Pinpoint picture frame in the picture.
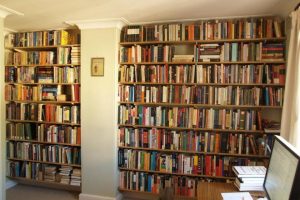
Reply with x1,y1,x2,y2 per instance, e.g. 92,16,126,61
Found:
91,57,104,76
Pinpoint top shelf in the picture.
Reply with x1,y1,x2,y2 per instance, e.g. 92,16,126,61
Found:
119,37,286,46
5,44,81,51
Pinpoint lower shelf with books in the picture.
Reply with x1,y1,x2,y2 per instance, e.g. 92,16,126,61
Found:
7,176,81,192
119,171,198,198
7,160,81,191
119,188,197,200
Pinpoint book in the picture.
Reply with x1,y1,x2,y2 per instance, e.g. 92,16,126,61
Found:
233,166,266,178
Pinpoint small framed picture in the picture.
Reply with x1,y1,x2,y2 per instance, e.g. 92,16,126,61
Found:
91,57,104,76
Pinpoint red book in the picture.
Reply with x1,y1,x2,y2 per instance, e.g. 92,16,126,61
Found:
143,130,148,147
279,65,285,84
205,156,212,176
77,127,81,145
157,129,161,149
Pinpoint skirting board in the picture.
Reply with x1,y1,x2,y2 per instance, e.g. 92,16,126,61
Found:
79,193,122,200
6,180,17,189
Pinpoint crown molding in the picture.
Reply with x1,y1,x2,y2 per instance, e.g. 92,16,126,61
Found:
65,18,128,30
0,4,23,18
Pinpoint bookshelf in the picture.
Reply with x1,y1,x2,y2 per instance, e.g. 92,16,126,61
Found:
4,29,82,191
117,17,286,198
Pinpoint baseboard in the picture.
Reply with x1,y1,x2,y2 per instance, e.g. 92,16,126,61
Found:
6,180,17,189
79,193,117,200
115,193,122,200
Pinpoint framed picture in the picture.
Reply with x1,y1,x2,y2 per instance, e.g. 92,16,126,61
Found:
91,57,104,76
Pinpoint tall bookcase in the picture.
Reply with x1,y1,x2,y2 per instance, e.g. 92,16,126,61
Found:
4,30,82,191
117,17,285,198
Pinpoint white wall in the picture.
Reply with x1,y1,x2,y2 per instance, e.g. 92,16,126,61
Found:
80,27,120,199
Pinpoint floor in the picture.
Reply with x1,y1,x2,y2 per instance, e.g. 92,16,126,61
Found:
6,185,79,200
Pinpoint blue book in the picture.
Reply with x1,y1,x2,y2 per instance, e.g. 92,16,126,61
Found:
231,43,238,62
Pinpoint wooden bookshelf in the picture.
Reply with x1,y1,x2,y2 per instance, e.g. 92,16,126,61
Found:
118,124,266,133
5,64,80,67
118,102,283,109
119,188,197,200
7,139,81,147
7,119,80,126
119,168,235,180
119,61,286,65
117,17,286,198
7,158,81,168
7,176,81,192
118,146,270,158
119,82,285,87
5,29,81,189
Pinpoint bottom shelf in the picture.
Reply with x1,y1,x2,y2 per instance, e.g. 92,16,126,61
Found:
119,188,197,200
7,176,81,192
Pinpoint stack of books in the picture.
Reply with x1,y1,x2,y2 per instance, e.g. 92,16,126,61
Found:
261,43,284,61
44,165,57,182
197,44,221,62
70,168,81,186
71,46,80,65
233,166,266,191
58,166,72,184
172,54,194,62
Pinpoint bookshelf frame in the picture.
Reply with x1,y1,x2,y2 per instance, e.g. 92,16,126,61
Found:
117,16,286,198
4,29,82,191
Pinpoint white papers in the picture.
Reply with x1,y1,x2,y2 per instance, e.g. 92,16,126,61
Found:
221,192,253,200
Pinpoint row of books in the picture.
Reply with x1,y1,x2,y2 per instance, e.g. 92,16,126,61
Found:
119,171,197,197
6,123,81,145
71,46,80,65
6,103,80,124
118,85,284,106
121,18,284,42
5,30,72,47
118,128,274,156
5,84,80,102
119,42,284,63
5,66,80,84
118,149,266,177
118,64,285,84
7,142,81,165
5,47,80,65
7,161,81,186
118,105,262,130
6,51,55,65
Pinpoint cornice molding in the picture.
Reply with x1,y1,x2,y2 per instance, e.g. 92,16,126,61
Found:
65,18,128,30
0,4,23,18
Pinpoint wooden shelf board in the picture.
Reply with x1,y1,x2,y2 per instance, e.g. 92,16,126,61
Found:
118,82,285,87
117,146,270,158
6,44,80,50
7,119,80,126
118,124,264,133
8,158,81,167
7,176,81,192
5,64,80,67
118,188,197,199
119,37,286,45
118,101,282,109
7,100,80,104
119,168,235,180
119,60,285,65
6,82,80,85
7,139,81,147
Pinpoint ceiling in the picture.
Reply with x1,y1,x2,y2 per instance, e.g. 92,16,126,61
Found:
0,0,297,31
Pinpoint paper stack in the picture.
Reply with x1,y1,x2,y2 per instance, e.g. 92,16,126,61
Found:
233,166,266,191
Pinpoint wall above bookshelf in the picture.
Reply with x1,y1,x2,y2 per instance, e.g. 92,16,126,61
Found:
118,16,285,198
4,29,82,191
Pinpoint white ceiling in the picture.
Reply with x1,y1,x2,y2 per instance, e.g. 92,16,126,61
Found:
0,0,298,31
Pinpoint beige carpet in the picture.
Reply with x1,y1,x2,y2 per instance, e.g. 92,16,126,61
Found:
6,184,79,200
